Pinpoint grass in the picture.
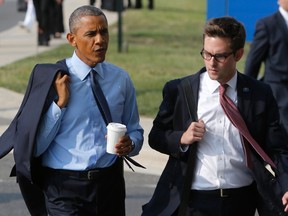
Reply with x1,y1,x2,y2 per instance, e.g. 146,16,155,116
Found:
0,0,251,117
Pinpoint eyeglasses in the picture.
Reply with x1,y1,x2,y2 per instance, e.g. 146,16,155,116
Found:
200,50,234,63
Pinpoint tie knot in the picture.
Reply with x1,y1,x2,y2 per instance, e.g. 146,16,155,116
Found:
90,69,96,75
90,69,99,81
219,84,228,95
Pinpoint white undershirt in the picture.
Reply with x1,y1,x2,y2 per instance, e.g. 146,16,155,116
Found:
191,71,253,190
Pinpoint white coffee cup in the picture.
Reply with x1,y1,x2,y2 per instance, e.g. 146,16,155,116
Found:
106,122,127,154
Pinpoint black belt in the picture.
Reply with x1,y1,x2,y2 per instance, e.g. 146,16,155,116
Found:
43,159,122,180
190,182,255,198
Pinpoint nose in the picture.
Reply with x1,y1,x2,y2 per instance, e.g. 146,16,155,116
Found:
210,56,217,62
207,55,216,62
94,33,104,44
208,57,218,67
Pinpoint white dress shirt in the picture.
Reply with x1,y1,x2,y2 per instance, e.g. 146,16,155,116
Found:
191,71,254,190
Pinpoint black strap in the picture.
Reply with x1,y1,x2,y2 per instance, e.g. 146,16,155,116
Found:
177,79,198,216
90,69,145,171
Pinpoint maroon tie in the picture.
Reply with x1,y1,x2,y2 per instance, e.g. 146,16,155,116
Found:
219,84,276,169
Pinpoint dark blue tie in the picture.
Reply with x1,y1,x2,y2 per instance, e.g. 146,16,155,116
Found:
90,70,112,125
89,69,145,171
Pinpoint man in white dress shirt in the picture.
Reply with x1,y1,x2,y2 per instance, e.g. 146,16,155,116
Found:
142,16,288,216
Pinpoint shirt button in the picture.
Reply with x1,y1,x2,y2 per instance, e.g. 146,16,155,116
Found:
55,114,60,118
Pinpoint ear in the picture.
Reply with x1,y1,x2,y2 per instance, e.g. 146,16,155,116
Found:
234,48,244,62
67,33,76,47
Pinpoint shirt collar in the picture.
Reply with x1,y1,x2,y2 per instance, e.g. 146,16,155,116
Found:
92,63,105,80
225,72,237,92
203,70,238,94
71,52,105,81
279,7,288,27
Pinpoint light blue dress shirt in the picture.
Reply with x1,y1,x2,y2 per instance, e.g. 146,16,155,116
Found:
35,52,144,170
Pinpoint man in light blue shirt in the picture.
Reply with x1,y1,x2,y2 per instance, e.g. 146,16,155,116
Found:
35,53,143,170
34,5,143,215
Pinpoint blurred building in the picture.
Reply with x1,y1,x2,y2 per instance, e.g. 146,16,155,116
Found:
207,0,278,42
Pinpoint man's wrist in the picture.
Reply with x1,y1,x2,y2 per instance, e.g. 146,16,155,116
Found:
131,141,135,151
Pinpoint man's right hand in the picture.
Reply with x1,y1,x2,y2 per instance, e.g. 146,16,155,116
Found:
54,72,70,108
180,119,206,145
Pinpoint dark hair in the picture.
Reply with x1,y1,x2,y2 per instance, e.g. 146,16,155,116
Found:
203,16,246,52
69,5,108,33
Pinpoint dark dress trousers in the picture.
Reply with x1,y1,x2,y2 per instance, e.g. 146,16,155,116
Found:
245,11,288,138
0,60,68,215
142,68,288,216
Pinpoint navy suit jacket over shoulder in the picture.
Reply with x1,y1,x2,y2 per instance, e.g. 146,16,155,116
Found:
0,59,68,182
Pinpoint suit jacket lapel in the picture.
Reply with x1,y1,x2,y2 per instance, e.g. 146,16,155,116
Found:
185,67,217,122
190,73,200,113
187,67,204,116
237,72,252,121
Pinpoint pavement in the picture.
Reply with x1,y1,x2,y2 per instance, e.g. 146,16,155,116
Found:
0,0,168,176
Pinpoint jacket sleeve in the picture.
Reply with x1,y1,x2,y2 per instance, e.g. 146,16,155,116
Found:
265,87,288,192
244,19,269,79
247,81,288,192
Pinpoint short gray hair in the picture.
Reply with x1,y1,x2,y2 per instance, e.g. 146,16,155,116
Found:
69,5,108,33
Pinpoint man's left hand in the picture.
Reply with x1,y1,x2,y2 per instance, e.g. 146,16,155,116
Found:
115,135,133,156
